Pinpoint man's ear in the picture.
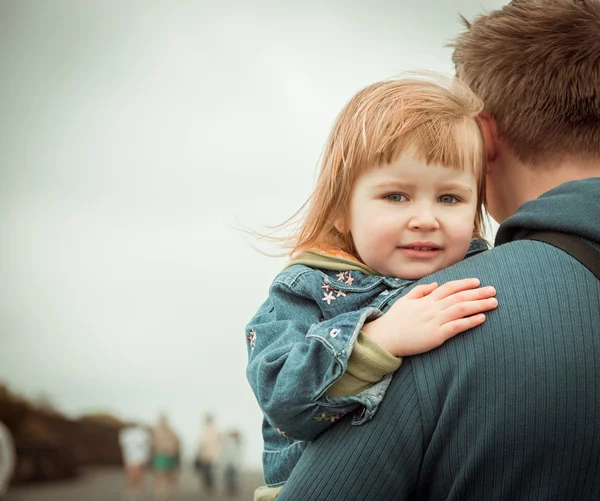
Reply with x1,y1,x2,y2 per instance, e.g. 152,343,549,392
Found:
478,112,498,170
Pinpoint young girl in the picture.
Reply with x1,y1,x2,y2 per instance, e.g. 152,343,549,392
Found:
245,75,498,500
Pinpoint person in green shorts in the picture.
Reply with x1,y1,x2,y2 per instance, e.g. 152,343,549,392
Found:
151,414,180,501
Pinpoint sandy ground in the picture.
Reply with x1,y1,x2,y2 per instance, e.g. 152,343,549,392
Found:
5,467,264,501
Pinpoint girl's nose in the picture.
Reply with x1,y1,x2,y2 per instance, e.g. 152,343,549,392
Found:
407,206,440,231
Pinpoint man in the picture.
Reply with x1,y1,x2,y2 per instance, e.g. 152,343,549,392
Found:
151,414,180,501
195,414,220,497
278,1,600,499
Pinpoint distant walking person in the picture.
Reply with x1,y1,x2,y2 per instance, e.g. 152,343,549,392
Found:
0,421,15,500
119,423,151,500
194,414,220,496
151,414,180,501
221,430,242,497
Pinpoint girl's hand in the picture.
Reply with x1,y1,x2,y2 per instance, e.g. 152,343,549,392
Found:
362,278,497,357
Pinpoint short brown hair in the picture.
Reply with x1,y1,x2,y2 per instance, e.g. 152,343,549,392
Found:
452,0,600,166
286,75,487,255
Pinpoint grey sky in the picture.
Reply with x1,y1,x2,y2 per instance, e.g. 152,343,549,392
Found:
0,0,504,468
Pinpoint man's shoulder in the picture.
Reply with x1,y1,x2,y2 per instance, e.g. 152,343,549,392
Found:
411,238,600,331
422,238,578,284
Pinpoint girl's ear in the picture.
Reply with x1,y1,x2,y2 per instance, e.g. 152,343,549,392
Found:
334,218,345,233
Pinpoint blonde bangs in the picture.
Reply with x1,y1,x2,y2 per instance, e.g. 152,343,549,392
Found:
340,78,484,173
407,119,484,175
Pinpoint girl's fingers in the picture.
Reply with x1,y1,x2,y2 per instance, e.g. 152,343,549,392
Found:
439,314,487,341
441,298,498,323
427,278,481,301
439,286,497,309
403,282,438,299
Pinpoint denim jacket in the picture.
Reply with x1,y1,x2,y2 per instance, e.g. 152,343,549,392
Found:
245,241,487,487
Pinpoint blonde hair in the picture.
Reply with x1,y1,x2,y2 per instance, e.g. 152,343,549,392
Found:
452,0,600,166
279,74,487,256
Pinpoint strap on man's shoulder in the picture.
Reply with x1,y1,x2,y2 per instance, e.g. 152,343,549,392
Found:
517,230,600,280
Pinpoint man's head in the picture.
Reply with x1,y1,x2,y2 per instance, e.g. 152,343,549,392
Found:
453,0,600,222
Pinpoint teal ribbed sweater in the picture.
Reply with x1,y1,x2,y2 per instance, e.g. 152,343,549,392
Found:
278,179,600,500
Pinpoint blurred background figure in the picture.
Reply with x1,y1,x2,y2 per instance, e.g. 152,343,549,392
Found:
0,421,15,500
221,429,242,498
119,422,151,500
151,414,180,501
194,414,220,497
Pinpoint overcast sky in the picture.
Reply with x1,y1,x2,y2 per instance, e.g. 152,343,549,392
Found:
0,0,504,469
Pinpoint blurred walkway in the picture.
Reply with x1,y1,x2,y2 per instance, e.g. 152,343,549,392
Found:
6,467,263,501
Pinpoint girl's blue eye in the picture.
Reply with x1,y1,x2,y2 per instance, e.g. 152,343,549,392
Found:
439,195,459,204
386,193,407,202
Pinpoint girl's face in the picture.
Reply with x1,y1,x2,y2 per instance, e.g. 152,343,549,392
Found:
342,152,479,280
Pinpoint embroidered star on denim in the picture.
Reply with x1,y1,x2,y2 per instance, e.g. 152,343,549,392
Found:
247,329,257,350
322,291,336,304
336,271,346,282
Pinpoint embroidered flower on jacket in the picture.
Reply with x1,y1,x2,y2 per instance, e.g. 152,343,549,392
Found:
334,271,354,285
247,329,257,350
313,412,348,423
322,291,336,304
321,279,348,304
275,428,287,437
